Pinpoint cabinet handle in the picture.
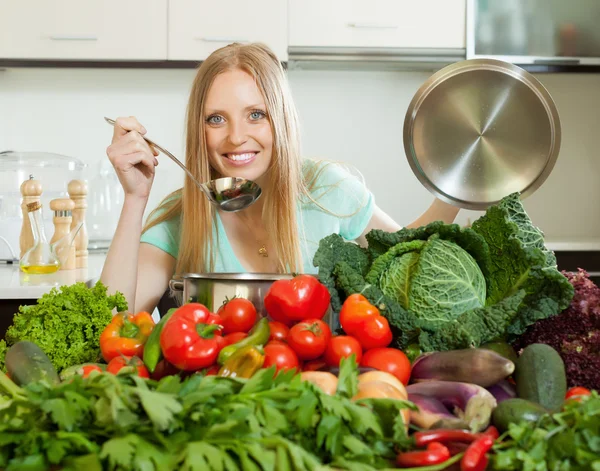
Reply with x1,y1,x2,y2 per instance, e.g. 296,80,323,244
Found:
49,35,98,41
194,36,249,43
347,22,398,30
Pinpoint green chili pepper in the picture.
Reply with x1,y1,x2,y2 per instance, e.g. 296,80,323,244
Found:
217,317,270,365
143,308,176,373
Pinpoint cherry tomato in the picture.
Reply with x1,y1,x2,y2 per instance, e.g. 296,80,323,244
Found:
323,336,363,367
565,386,592,401
268,321,290,342
217,297,258,334
361,348,411,385
303,358,328,372
287,319,332,361
356,315,393,350
263,342,300,373
80,365,103,378
202,365,221,376
340,294,380,335
106,356,150,378
222,332,248,347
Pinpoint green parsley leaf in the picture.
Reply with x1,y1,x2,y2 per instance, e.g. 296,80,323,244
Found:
335,356,358,398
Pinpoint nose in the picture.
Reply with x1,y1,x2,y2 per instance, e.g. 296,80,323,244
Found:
227,119,249,147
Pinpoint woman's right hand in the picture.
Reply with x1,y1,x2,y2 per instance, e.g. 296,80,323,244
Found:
106,116,160,199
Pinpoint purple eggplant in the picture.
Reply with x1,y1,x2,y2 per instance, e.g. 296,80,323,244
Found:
408,393,468,430
406,380,497,432
410,348,515,387
486,379,517,404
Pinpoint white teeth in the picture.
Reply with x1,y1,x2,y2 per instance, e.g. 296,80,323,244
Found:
228,153,255,162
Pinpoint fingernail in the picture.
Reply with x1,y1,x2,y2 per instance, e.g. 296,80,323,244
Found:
141,126,147,134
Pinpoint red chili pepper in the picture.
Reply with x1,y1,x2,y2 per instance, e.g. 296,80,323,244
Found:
446,442,470,456
414,429,479,447
396,442,451,468
159,303,224,371
471,454,489,471
482,425,499,440
461,435,494,471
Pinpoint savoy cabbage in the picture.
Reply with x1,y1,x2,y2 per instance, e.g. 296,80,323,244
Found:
313,193,574,351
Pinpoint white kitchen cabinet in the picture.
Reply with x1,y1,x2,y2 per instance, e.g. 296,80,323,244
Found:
289,0,466,50
168,0,288,61
0,0,168,60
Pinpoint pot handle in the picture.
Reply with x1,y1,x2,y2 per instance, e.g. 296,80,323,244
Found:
169,279,184,292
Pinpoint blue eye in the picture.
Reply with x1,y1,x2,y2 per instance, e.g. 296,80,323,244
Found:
250,110,266,120
207,115,224,125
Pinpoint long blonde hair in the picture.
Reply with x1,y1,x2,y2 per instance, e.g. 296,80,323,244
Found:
143,43,305,274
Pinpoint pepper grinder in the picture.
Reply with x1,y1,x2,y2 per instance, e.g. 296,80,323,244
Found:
50,198,76,270
19,175,43,258
68,179,88,268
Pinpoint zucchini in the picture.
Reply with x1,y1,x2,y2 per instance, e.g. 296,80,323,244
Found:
514,343,567,411
492,398,548,432
6,341,60,386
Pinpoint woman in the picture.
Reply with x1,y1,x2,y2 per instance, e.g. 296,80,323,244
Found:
101,43,459,313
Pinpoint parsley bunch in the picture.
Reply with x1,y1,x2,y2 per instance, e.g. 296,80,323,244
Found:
0,358,414,470
492,391,600,470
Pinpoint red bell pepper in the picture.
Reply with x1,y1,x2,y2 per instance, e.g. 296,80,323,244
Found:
100,311,155,362
159,303,224,371
264,274,330,325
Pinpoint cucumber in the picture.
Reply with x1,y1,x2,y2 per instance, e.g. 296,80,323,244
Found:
5,341,60,386
492,398,549,432
514,343,567,411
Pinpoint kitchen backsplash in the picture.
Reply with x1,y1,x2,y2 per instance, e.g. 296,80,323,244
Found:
0,67,599,241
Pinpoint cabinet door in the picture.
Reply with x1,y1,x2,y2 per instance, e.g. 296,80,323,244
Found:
0,0,167,60
289,0,465,49
168,0,288,61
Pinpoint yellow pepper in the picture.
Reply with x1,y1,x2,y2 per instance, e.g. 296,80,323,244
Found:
218,345,265,379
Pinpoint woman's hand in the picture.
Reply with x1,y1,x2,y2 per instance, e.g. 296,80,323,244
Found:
106,116,160,199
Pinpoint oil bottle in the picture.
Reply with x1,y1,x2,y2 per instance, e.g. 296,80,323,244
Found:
19,201,60,274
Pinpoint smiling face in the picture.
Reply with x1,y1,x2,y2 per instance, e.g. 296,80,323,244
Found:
204,68,274,184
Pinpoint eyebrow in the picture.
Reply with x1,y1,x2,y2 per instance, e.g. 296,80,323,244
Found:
204,104,267,115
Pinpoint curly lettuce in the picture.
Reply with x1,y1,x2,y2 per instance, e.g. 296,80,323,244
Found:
313,193,574,351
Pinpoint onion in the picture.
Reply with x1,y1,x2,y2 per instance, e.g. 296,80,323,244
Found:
353,379,410,430
358,370,408,400
300,371,338,395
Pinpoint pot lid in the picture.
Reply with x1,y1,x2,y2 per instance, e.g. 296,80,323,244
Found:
0,151,85,171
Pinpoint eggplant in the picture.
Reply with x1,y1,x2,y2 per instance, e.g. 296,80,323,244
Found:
486,379,517,404
410,348,515,387
406,381,497,432
408,393,468,430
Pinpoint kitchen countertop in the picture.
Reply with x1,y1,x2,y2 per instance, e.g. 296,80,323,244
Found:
0,252,107,300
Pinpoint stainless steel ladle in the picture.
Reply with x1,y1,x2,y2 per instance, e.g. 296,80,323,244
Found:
104,117,262,212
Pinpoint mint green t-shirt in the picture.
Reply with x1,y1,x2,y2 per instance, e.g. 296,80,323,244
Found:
140,161,375,274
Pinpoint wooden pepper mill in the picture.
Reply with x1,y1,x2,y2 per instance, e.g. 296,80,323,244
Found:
19,175,43,258
50,198,76,270
68,179,88,268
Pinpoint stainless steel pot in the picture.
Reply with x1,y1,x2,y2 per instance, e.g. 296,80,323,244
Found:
169,273,294,315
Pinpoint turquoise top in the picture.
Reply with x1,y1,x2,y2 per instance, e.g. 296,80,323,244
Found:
140,161,375,274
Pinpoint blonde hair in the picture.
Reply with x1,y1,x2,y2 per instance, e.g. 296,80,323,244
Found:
143,42,306,274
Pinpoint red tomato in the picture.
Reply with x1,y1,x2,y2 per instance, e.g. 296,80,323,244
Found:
80,365,103,378
264,274,330,325
106,356,150,378
340,294,380,335
287,319,332,361
565,386,592,401
202,365,221,376
323,336,362,367
361,348,411,385
268,321,290,342
303,358,328,372
356,315,393,350
217,298,257,334
151,359,180,380
263,342,300,372
222,332,248,347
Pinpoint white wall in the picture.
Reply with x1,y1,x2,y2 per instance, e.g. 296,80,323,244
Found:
1,66,599,242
